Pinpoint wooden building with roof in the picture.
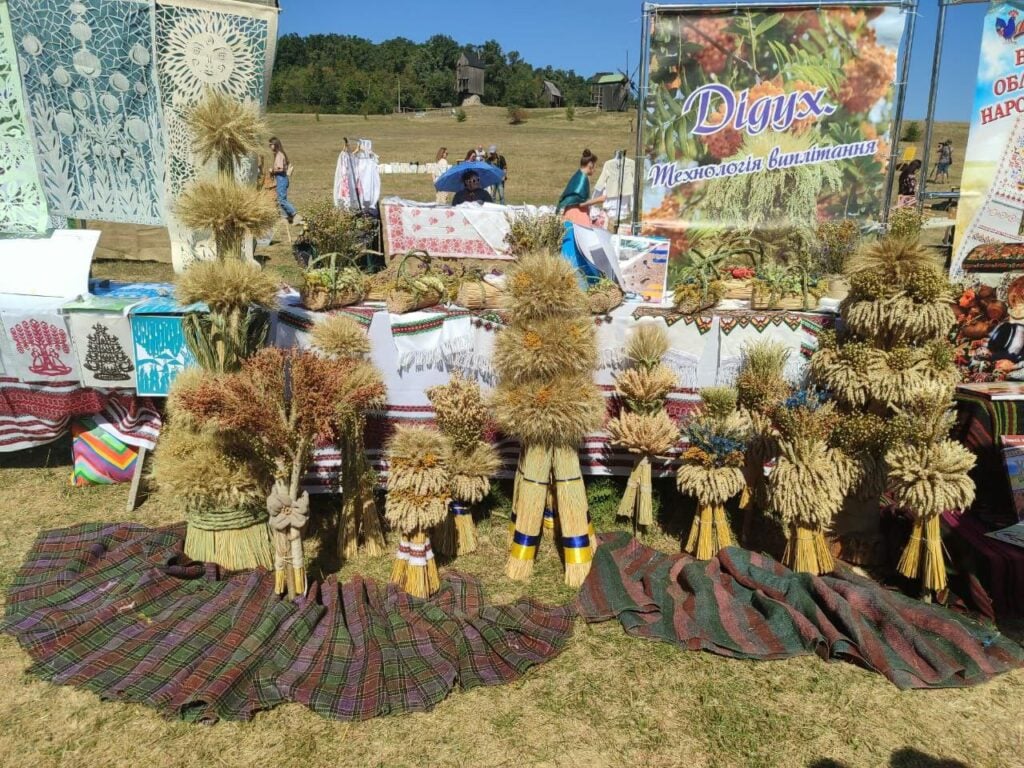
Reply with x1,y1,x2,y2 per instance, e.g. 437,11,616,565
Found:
588,72,630,112
456,52,486,102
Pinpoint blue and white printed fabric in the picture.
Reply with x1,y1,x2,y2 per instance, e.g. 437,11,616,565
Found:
8,0,166,225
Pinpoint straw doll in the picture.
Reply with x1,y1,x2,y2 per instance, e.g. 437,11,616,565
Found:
427,374,501,556
492,252,605,586
607,324,680,530
310,316,388,561
677,387,748,559
888,382,976,597
385,426,451,598
766,392,854,575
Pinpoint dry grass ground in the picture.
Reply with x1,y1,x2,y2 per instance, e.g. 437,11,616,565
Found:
3,113,1021,768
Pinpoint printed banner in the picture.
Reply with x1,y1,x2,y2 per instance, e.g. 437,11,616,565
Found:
640,5,907,260
67,313,137,388
0,0,49,234
0,312,80,384
952,1,1024,277
7,0,167,225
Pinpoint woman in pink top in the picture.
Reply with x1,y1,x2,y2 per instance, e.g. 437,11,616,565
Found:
269,137,297,223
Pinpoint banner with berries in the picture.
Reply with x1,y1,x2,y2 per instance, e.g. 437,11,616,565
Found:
640,4,908,262
950,0,1024,279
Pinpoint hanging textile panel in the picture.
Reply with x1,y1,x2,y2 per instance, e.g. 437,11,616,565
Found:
66,312,137,389
0,312,80,384
154,0,278,201
129,297,202,396
7,0,167,225
0,0,49,234
638,4,909,260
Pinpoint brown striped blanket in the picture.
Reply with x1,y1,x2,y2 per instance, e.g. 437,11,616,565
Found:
577,533,1024,689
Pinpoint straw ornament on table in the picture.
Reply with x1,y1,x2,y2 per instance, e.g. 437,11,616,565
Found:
427,374,501,556
677,387,748,560
385,426,451,598
491,252,605,586
310,316,388,561
607,324,680,530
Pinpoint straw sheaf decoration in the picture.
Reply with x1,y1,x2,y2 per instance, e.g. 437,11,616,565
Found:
809,342,882,409
448,443,503,503
769,442,850,530
608,410,679,456
187,90,266,174
175,177,279,259
735,341,792,415
886,442,976,520
492,375,606,446
176,259,280,314
615,364,678,414
385,427,451,503
311,315,372,361
626,323,671,369
503,251,589,325
677,464,745,507
493,317,598,386
845,237,941,286
842,295,956,345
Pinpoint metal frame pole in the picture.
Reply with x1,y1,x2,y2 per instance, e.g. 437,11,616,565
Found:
918,0,950,210
633,2,654,234
881,0,919,225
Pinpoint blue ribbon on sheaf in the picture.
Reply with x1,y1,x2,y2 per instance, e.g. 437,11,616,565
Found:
450,502,471,516
543,507,555,520
513,531,542,547
561,533,590,549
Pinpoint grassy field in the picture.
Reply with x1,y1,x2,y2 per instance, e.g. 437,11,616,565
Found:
3,112,1022,768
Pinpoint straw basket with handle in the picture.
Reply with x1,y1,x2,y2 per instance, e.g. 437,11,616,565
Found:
386,251,447,313
300,252,368,311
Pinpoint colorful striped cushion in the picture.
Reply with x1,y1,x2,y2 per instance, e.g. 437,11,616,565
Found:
70,417,137,486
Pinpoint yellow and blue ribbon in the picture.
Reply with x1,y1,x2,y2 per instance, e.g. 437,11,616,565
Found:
510,529,541,562
561,532,593,565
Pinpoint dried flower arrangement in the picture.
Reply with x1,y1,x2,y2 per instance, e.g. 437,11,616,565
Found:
492,252,605,585
293,199,376,310
504,210,565,257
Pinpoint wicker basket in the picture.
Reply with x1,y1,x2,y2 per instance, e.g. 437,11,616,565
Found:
720,277,754,300
456,280,505,310
299,283,364,312
587,284,624,315
750,287,808,311
386,288,444,313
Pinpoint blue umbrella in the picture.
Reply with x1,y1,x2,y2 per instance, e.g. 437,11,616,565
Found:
434,160,505,193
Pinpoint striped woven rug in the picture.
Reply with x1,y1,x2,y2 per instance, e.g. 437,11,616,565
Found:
70,417,137,485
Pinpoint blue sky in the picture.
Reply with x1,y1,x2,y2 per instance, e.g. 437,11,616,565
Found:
279,0,988,121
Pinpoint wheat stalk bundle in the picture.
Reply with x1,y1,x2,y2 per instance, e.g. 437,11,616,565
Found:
493,317,597,386
609,410,679,526
187,89,265,175
176,176,278,261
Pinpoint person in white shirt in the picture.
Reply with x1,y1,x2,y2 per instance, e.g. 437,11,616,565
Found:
433,147,450,204
269,137,297,223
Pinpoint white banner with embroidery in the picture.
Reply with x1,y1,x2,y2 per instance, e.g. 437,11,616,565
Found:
154,0,279,268
8,0,167,225
0,0,49,234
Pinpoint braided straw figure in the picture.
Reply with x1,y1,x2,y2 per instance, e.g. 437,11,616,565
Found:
607,324,679,529
311,316,388,561
427,374,501,556
767,392,854,575
172,347,364,598
492,252,605,585
734,341,791,539
888,383,976,596
677,387,748,559
385,426,451,598
808,236,960,565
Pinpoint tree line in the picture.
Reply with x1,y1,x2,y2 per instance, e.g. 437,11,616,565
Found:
268,33,595,114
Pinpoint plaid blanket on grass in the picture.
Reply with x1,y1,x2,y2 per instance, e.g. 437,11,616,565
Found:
1,523,574,723
578,533,1024,689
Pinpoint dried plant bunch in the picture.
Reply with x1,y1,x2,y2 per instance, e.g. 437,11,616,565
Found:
504,251,589,325
886,441,976,519
831,411,890,456
735,340,791,414
505,210,565,257
427,373,490,453
493,317,598,385
151,421,271,511
769,441,850,528
699,386,739,423
626,323,670,369
842,294,956,345
809,340,883,409
845,237,938,287
164,367,210,430
187,89,266,173
311,315,372,361
615,364,677,414
448,442,503,503
492,374,606,446
298,198,376,261
677,464,745,506
333,361,386,429
608,410,679,456
816,219,859,274
385,425,451,531
176,176,279,258
176,258,280,314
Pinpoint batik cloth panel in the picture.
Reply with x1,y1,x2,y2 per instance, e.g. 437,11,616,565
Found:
66,312,137,389
154,0,278,268
0,0,49,234
7,0,166,224
0,310,80,384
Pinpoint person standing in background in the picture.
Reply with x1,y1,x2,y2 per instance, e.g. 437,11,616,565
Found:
433,147,450,204
557,148,606,226
269,136,298,224
485,144,507,204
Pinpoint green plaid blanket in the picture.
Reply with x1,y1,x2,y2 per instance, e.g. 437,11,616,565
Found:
2,523,574,723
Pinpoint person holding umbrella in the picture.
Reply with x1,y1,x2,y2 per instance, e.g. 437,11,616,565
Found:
452,169,493,205
434,160,504,206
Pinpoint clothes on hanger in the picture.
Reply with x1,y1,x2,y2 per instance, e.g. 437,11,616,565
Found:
594,154,636,224
333,139,381,211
